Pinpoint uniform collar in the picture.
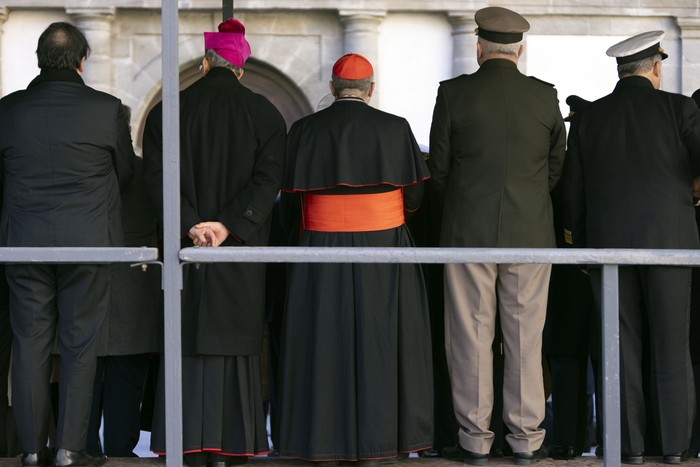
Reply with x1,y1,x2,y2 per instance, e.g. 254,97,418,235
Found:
614,75,654,91
480,58,519,71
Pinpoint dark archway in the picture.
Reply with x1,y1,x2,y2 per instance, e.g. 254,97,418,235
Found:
135,57,313,153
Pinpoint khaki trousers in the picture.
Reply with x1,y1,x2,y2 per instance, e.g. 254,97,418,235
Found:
444,263,551,454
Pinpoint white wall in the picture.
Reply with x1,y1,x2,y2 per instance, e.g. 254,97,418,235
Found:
378,12,452,147
525,35,625,119
1,10,69,96
376,20,632,147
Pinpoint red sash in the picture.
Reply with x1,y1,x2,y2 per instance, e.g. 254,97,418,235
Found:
302,190,405,232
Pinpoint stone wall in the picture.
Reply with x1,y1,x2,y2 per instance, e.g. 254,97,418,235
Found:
0,1,699,142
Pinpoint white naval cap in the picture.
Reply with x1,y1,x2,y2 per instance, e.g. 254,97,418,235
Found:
606,30,668,65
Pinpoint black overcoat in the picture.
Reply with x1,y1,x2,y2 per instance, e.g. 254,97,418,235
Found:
143,67,286,356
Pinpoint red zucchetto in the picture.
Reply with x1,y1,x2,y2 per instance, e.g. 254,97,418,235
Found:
332,53,373,80
203,18,251,67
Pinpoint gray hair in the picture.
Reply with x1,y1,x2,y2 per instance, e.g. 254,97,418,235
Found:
331,74,374,97
617,54,661,78
204,49,243,78
478,37,521,58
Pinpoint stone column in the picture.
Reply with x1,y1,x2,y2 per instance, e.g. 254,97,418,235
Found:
677,17,700,97
339,10,385,106
0,7,9,97
66,7,115,93
448,11,479,76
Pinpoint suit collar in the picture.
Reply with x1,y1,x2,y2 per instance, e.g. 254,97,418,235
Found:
28,68,84,88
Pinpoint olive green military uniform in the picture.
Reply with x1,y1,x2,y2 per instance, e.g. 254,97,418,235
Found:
429,54,566,456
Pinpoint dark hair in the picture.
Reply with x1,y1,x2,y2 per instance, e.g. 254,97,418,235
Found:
121,104,132,124
36,22,90,70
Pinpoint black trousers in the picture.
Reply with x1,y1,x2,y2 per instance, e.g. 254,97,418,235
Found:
590,266,695,455
7,264,109,453
424,263,458,451
0,266,20,457
87,354,150,457
549,354,589,452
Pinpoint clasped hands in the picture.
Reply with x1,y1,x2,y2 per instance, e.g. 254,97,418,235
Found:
188,221,229,247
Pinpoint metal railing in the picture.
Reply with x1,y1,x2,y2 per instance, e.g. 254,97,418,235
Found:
0,247,157,264
174,246,700,467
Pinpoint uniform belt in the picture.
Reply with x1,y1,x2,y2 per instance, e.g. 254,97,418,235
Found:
302,190,405,232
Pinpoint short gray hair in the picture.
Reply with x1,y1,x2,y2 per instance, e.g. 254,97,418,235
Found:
204,49,243,77
617,54,661,78
478,37,521,58
331,74,374,97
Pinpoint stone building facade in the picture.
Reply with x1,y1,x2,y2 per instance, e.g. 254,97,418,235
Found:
0,1,699,147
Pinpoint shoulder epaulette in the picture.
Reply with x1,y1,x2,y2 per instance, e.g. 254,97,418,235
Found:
441,73,470,86
528,76,555,87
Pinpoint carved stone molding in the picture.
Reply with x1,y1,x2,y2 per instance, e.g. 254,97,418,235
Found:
338,10,386,106
448,11,479,76
66,7,116,93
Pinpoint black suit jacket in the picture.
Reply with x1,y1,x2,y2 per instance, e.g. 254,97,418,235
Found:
0,69,134,247
564,76,700,249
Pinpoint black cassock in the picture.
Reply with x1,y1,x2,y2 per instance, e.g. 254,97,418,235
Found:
143,68,286,456
278,99,433,461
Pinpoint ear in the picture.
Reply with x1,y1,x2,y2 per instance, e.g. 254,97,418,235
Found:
368,82,375,98
329,80,336,96
476,41,483,60
653,59,661,78
237,68,245,80
517,44,524,58
76,57,85,75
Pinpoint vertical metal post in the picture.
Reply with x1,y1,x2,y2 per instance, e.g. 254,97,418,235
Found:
162,2,183,467
602,264,621,467
222,0,234,20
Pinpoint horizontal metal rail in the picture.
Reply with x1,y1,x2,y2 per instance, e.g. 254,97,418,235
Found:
0,247,158,263
180,246,700,265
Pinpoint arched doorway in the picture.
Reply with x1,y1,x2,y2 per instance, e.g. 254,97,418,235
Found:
135,57,313,153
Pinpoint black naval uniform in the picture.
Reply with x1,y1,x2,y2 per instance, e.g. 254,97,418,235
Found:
564,75,700,456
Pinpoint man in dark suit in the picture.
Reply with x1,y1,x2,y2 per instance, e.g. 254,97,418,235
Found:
563,31,700,465
0,22,134,467
428,6,566,465
143,18,285,467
